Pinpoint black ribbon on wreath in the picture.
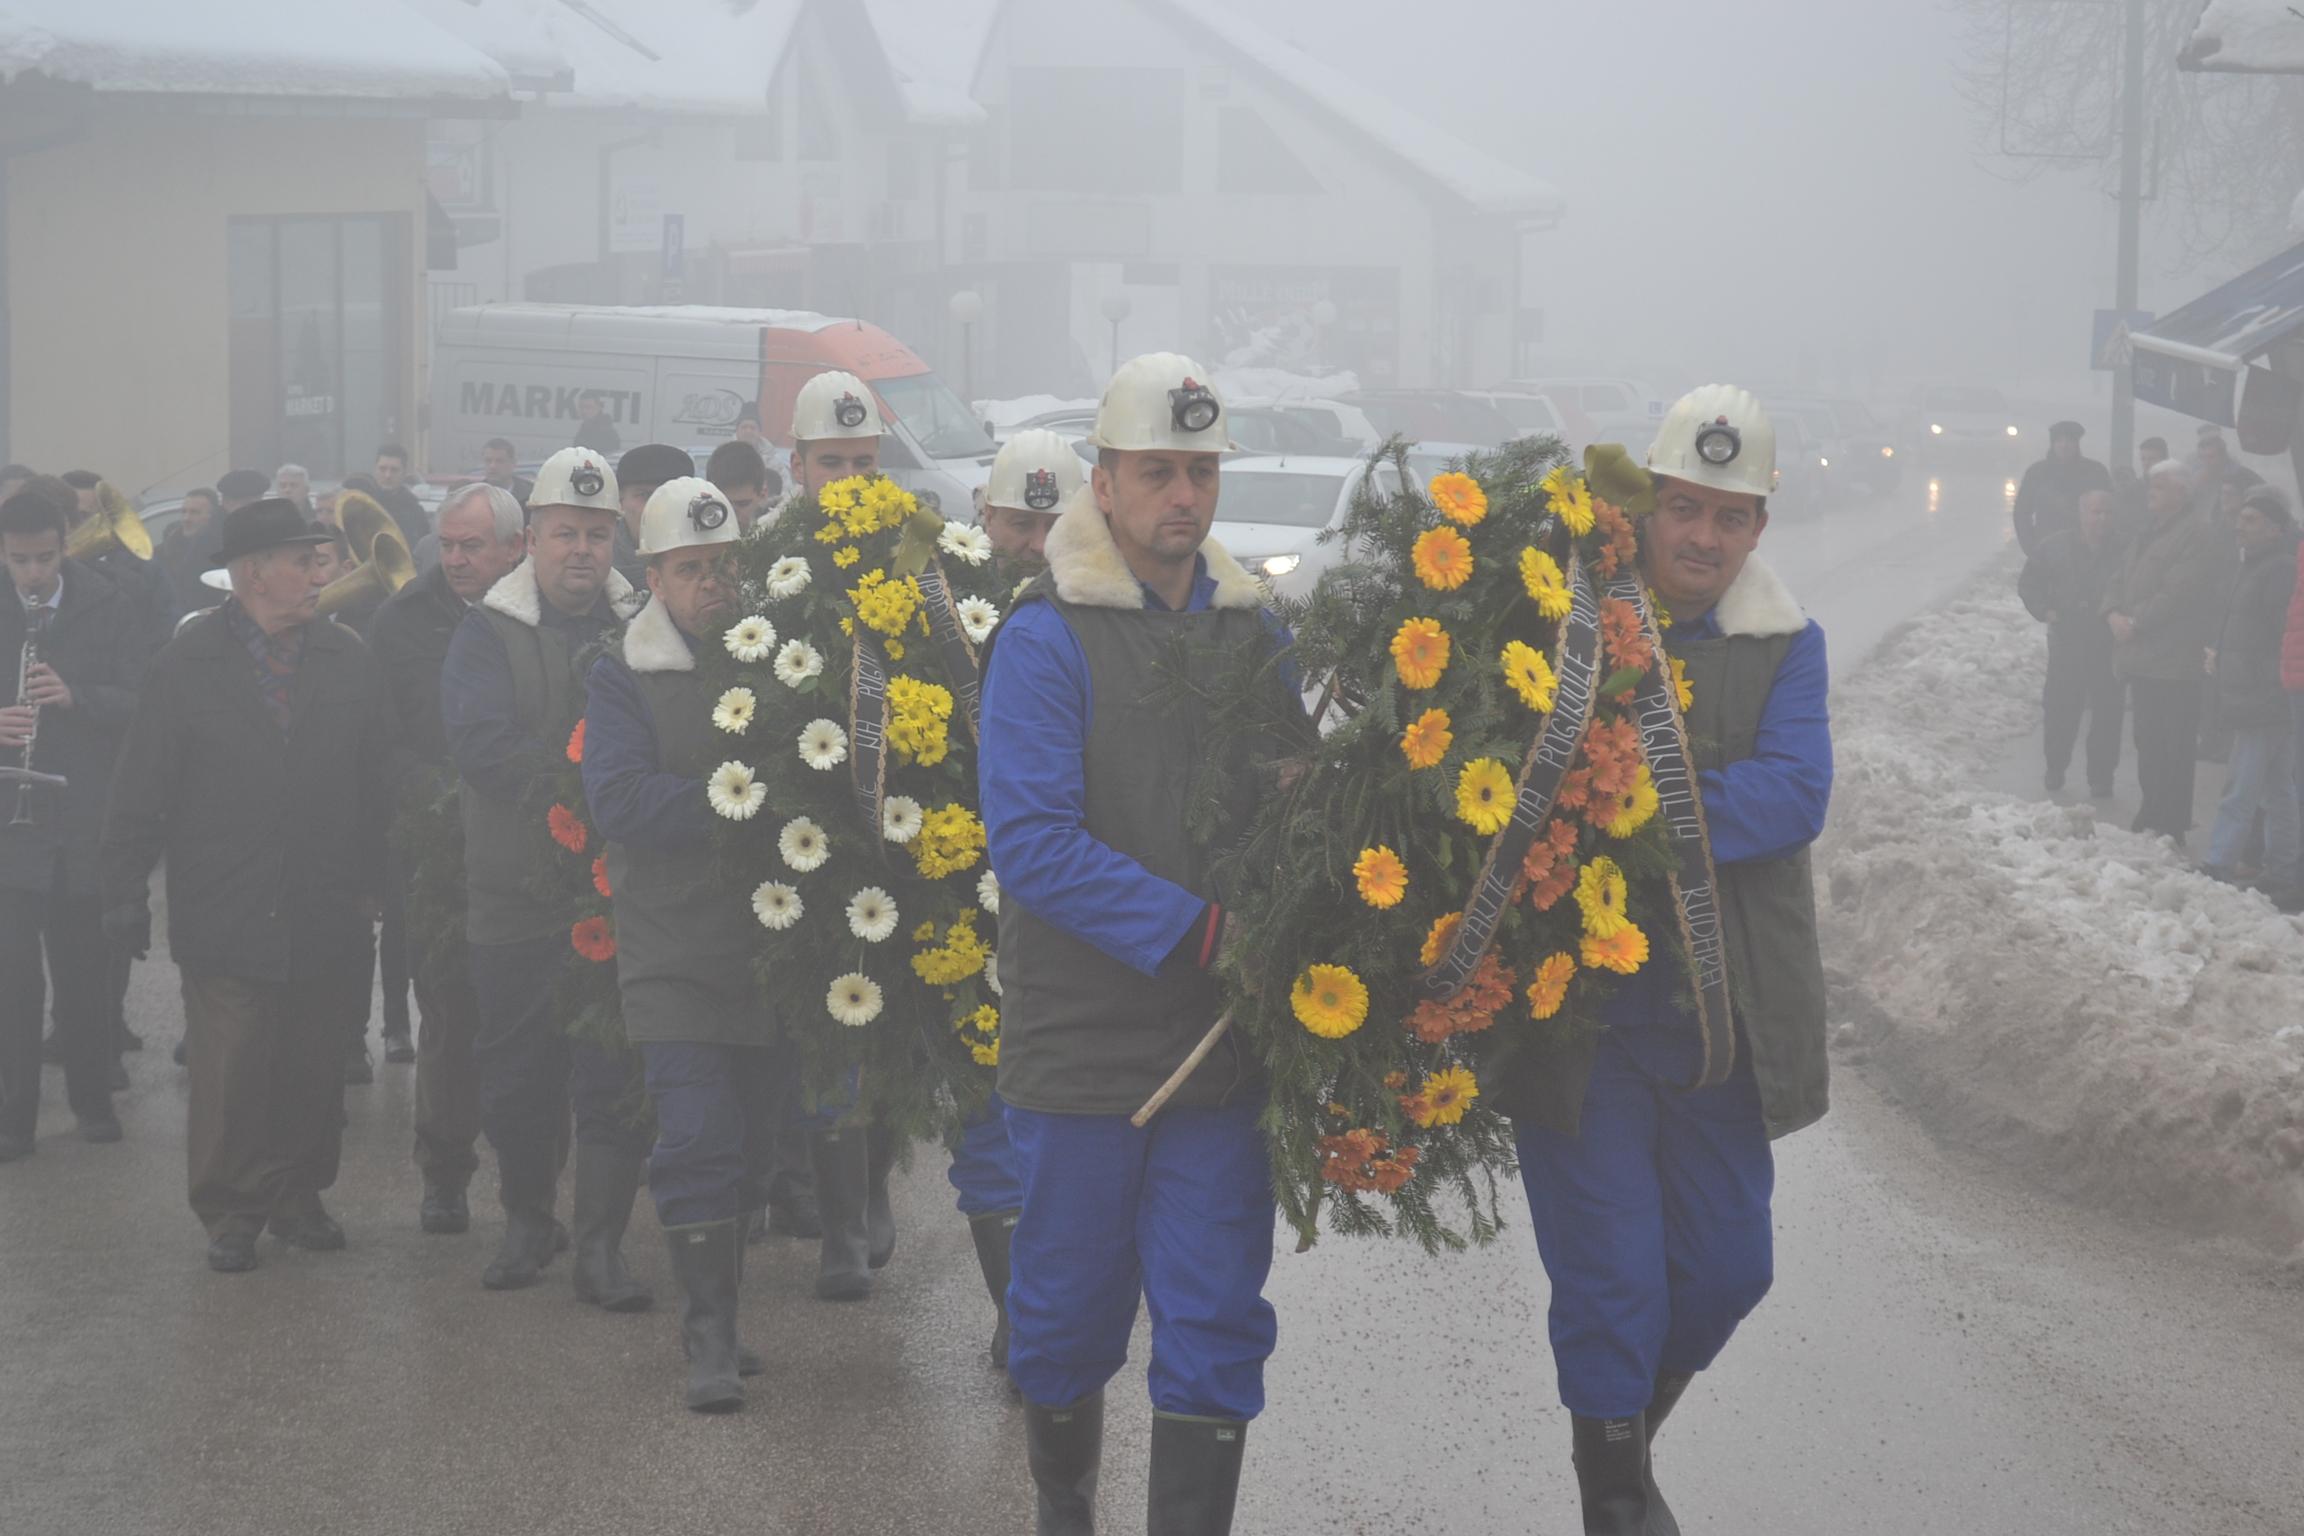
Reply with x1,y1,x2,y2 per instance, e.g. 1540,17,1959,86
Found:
914,558,983,745
848,636,891,836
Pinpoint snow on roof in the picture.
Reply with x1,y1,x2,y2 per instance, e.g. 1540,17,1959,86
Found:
398,0,570,86
861,0,996,126
0,0,511,99
411,0,803,115
1151,0,1564,221
2178,0,2304,74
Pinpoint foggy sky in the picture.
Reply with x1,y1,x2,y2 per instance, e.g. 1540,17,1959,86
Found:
1234,0,2171,399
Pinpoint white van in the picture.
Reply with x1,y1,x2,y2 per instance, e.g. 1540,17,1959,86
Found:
429,304,993,513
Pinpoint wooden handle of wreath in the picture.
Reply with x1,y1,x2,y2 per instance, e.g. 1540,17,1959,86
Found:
1129,1010,1233,1128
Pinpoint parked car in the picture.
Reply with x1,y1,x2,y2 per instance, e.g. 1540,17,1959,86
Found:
1206,455,1406,602
1265,398,1382,450
1339,390,1521,449
1487,375,1663,450
1902,383,2024,470
1772,393,1900,495
1464,391,1573,445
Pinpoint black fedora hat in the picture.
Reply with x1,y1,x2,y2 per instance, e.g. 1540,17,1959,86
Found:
207,497,333,569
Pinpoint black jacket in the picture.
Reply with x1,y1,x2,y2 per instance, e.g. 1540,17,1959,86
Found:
371,563,464,779
2017,529,2121,658
87,545,179,645
0,560,144,896
2012,455,2114,555
2211,538,2299,733
101,606,392,982
374,485,431,551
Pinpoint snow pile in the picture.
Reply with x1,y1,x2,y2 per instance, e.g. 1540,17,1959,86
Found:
2181,0,2304,74
1820,558,2304,1251
1213,365,1362,403
862,0,997,127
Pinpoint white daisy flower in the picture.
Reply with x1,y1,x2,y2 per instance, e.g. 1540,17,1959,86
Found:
881,795,923,844
711,686,756,734
724,616,776,663
752,881,802,932
706,761,766,820
938,523,994,566
798,717,848,772
955,596,1000,645
778,816,830,873
765,557,812,600
827,972,883,1028
772,639,824,688
846,886,899,944
976,869,1000,915
984,956,1002,996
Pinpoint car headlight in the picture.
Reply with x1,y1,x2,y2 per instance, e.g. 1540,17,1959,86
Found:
2005,425,2019,437
1930,423,1944,435
1259,553,1301,578
1819,456,1830,468
1880,445,1895,458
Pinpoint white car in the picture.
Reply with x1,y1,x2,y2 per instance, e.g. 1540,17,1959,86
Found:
1212,455,1405,602
1465,391,1571,444
1904,384,2025,468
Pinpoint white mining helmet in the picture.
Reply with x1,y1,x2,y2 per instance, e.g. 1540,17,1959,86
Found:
1646,384,1779,499
985,428,1085,514
1090,352,1237,454
530,446,622,513
792,370,884,443
637,476,743,557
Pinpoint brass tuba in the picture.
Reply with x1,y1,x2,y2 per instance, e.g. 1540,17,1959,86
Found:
315,491,416,615
64,481,154,562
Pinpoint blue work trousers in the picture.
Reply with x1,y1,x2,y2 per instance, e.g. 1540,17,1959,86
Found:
470,934,648,1203
641,1041,785,1227
2209,720,2301,877
947,1091,1024,1217
1515,1008,1776,1419
1005,1099,1277,1420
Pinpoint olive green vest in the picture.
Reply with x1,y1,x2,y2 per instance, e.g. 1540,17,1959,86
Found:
461,607,591,945
992,591,1278,1116
603,650,768,1048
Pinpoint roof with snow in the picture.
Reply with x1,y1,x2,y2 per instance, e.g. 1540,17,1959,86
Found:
861,0,996,126
1149,0,1564,221
0,0,511,98
2178,0,2304,74
409,0,809,115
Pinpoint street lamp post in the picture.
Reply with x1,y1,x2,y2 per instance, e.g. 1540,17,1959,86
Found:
1101,292,1133,377
948,289,985,404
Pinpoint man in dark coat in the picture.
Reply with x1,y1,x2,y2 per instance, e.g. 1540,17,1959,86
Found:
101,498,393,1272
371,482,526,1235
0,493,143,1158
2105,461,2229,844
2204,486,2302,893
481,438,534,508
2019,488,2126,797
2011,421,2114,556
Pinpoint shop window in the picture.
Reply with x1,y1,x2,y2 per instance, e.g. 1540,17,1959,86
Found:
1216,104,1321,194
228,216,409,479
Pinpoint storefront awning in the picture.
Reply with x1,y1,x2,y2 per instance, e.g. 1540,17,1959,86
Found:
2130,239,2304,425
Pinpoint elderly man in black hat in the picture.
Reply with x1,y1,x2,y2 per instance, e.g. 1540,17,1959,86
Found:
2013,420,2114,556
102,498,394,1272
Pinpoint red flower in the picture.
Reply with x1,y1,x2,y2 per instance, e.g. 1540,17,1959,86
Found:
570,916,616,963
592,857,612,899
547,803,588,856
566,719,586,764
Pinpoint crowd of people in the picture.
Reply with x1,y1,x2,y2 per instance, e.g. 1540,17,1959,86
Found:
2015,420,2304,905
0,362,1836,1536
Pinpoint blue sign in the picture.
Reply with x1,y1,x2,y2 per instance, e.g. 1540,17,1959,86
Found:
2091,308,2152,371
2132,349,2236,427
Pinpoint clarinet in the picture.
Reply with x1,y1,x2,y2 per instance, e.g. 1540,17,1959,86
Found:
8,594,46,828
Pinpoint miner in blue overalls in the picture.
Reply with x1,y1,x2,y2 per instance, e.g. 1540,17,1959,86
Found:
981,354,1299,1536
1503,386,1832,1535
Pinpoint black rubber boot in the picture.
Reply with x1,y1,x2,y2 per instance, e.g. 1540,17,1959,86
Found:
767,1184,822,1238
969,1208,1020,1375
811,1126,873,1301
420,1180,471,1235
665,1219,745,1413
570,1142,653,1312
1024,1392,1103,1536
865,1122,898,1269
1571,1414,1675,1536
481,1197,558,1291
1645,1375,1693,1441
1146,1413,1248,1536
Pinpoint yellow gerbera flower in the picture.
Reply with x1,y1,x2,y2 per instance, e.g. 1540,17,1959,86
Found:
1527,953,1576,1020
1501,640,1557,713
1604,765,1660,839
1291,963,1370,1039
1352,845,1409,909
1411,526,1475,591
1419,912,1462,968
1519,547,1572,621
1581,922,1649,976
1455,757,1515,835
1540,465,1595,536
1390,617,1451,690
1574,856,1630,938
1399,707,1453,770
1405,1064,1480,1127
1648,588,1673,630
1670,655,1694,712
1428,471,1489,527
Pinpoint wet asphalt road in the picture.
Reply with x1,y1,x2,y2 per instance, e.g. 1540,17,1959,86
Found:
5,473,2300,1535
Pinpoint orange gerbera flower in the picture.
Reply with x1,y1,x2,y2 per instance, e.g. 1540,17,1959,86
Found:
1593,500,1639,577
1411,526,1475,591
566,719,586,763
1428,471,1489,527
1390,617,1451,689
1419,912,1462,968
1317,1128,1420,1194
1405,951,1514,1043
547,803,588,856
1352,845,1409,909
1527,952,1576,1019
1600,597,1654,678
1399,707,1454,770
1580,922,1649,976
592,856,612,899
1521,819,1581,911
570,915,616,963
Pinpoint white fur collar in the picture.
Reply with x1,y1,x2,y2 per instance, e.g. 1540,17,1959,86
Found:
1041,486,1263,612
480,555,641,628
619,591,693,673
1712,553,1805,639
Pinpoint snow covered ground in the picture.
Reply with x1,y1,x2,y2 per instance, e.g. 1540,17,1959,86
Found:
1818,554,2304,1254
